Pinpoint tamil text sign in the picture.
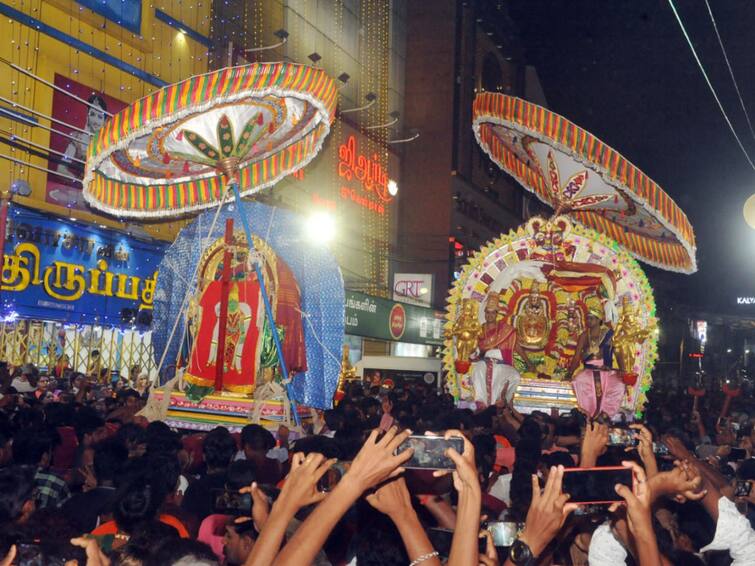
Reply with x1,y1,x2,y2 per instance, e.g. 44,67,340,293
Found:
2,205,165,324
345,291,443,345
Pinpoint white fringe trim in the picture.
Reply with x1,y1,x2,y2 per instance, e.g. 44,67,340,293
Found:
472,112,697,274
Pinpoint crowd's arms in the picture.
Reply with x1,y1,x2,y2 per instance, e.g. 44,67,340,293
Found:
433,430,481,566
242,452,333,566
272,427,419,566
367,477,440,565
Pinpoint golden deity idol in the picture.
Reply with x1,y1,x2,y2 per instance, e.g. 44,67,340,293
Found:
614,297,655,373
516,284,551,350
447,298,483,374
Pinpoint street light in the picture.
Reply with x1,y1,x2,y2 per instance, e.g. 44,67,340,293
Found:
388,179,398,197
305,211,336,244
243,29,289,53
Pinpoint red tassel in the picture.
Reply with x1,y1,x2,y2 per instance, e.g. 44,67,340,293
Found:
163,153,171,164
183,161,190,174
176,130,184,141
256,113,264,126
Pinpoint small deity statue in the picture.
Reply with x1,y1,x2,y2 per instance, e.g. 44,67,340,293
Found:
208,282,253,373
613,297,655,374
516,283,551,350
447,298,483,374
566,299,583,339
334,345,357,406
527,216,575,263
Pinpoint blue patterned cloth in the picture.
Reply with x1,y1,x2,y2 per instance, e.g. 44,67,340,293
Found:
152,202,344,409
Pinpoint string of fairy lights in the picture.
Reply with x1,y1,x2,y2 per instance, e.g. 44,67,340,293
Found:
2,0,403,297
3,0,214,233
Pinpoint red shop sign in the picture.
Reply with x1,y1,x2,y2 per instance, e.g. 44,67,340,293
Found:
338,135,393,204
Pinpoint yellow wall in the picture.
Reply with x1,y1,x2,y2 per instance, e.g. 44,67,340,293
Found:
0,0,211,239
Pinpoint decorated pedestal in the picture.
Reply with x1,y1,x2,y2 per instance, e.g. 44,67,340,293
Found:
152,390,312,432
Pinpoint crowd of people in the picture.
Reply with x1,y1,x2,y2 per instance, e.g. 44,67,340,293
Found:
0,361,754,565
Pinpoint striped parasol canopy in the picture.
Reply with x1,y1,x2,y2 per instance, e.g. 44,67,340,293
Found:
473,93,696,273
83,62,337,218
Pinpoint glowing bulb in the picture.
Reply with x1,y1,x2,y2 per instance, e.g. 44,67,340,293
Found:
305,212,336,244
388,178,398,196
744,194,755,229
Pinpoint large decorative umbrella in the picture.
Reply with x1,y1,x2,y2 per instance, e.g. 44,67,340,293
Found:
473,93,696,273
84,63,337,217
82,62,338,423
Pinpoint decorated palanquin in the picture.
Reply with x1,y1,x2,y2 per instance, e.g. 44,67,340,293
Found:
181,227,306,397
444,93,696,417
79,62,343,431
445,215,659,415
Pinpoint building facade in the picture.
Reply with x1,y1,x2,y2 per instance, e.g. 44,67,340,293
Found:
399,0,548,309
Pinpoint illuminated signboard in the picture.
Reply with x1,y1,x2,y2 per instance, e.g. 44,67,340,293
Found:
393,273,433,306
338,135,393,215
1,205,165,324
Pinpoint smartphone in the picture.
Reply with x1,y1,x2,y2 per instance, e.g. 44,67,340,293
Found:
484,521,519,547
653,442,669,455
728,448,747,461
735,480,752,497
562,466,634,504
211,488,251,515
256,483,281,504
607,427,637,447
397,435,464,470
427,528,486,558
17,543,45,564
317,462,349,492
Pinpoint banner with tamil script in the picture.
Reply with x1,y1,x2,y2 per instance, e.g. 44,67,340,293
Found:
1,205,165,324
344,291,444,346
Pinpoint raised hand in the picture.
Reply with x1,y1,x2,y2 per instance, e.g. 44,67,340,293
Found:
647,460,706,504
366,476,413,519
237,481,271,530
518,465,578,558
0,545,15,566
609,461,656,547
70,536,111,566
580,421,608,467
629,423,658,477
271,452,335,512
478,530,499,566
661,434,693,461
344,427,413,492
432,429,480,496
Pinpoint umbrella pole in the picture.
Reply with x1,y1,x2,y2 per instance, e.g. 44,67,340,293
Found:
229,183,301,427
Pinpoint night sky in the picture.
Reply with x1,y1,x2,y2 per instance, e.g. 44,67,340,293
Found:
508,0,755,314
